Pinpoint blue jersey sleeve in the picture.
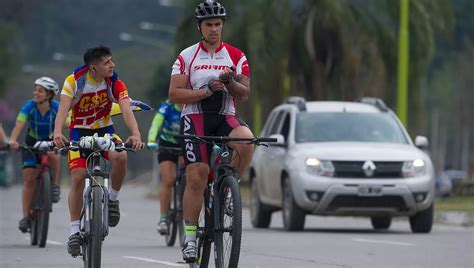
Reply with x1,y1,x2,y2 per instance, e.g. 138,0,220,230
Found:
157,100,171,118
17,100,35,123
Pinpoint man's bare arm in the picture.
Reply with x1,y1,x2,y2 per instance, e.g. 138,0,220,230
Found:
169,74,213,104
226,74,250,102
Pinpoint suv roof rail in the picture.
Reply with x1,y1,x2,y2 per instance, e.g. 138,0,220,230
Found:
356,97,389,112
284,96,307,111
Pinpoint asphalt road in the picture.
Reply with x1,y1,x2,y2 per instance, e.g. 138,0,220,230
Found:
1,183,473,268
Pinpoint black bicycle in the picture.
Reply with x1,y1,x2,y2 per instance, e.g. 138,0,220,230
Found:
152,145,186,247
3,141,56,248
59,137,133,268
175,135,276,268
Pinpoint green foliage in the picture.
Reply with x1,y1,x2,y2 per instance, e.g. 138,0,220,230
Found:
428,40,474,169
435,196,474,213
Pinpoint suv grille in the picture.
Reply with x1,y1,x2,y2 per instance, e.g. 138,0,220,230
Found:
333,161,403,178
327,195,408,211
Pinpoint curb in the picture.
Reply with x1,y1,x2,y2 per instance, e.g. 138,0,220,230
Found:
434,211,474,227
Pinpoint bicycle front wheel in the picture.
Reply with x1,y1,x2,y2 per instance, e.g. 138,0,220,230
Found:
214,176,242,268
87,186,104,268
30,181,40,246
37,171,52,248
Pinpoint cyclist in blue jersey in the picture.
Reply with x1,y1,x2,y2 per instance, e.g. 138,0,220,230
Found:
9,77,62,233
147,99,182,235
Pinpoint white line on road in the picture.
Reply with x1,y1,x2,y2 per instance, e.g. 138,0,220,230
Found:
46,240,63,245
123,256,186,267
352,237,415,246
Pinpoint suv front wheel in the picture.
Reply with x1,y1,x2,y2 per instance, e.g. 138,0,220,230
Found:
409,203,433,233
250,178,273,228
282,176,306,231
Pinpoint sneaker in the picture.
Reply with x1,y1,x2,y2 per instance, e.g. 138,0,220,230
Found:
108,200,120,227
18,217,30,233
157,220,169,235
67,232,82,257
52,184,61,203
182,240,197,263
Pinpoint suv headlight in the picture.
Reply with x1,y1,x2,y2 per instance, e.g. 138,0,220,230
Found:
305,158,335,177
402,159,426,177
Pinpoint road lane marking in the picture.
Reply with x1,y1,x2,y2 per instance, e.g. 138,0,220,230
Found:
352,238,415,246
123,256,186,267
46,240,63,245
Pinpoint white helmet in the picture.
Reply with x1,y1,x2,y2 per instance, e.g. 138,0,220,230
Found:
34,77,59,95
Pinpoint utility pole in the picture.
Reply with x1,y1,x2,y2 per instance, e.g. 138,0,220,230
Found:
397,0,409,126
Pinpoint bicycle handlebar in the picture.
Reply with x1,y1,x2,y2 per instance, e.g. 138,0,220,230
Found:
1,141,57,153
174,134,277,145
58,140,134,155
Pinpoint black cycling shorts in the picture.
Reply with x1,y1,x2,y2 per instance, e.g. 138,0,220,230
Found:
157,139,180,164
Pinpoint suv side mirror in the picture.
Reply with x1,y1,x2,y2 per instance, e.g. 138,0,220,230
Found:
269,134,285,146
415,136,429,149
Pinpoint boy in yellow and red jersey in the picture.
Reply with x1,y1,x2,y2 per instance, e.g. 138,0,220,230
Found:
53,45,143,257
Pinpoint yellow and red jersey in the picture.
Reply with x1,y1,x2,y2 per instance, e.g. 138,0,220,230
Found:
61,66,129,129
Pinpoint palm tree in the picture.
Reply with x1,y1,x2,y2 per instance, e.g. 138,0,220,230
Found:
291,0,452,134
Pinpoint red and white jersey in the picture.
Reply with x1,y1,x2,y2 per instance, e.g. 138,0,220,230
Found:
171,41,250,116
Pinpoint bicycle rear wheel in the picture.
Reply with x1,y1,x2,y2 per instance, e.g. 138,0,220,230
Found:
214,176,242,268
177,173,186,247
87,186,104,268
37,171,51,248
165,187,178,247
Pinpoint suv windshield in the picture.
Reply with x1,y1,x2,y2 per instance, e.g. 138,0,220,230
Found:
295,112,408,144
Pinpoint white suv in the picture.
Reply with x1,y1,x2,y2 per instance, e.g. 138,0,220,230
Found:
249,97,434,233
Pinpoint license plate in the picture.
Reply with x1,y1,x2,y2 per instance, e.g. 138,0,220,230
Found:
358,185,383,196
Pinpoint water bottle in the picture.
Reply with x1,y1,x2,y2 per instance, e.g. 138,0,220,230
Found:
210,144,220,168
208,183,214,209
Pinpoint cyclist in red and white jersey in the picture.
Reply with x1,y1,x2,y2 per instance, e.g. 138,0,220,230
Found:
169,0,254,262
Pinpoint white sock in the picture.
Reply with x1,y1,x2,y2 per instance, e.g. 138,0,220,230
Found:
70,220,80,235
109,188,120,201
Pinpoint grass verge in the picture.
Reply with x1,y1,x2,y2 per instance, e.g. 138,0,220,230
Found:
434,196,474,213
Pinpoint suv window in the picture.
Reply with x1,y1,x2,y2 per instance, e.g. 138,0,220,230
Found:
280,113,290,140
268,110,285,135
261,112,276,136
295,112,409,144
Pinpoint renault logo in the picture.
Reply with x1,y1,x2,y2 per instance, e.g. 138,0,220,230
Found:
362,161,376,177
